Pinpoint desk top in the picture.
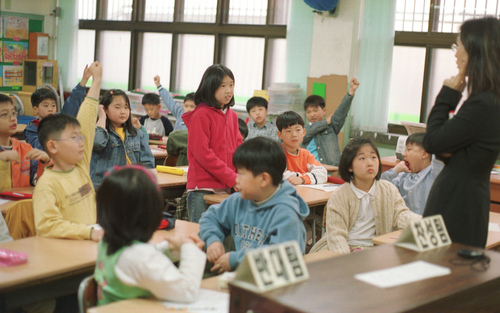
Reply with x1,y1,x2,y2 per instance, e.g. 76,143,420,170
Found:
149,145,168,159
149,136,168,145
0,187,35,214
153,169,187,188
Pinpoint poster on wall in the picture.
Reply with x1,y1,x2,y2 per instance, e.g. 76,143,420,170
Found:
3,16,29,40
2,41,28,63
2,65,23,87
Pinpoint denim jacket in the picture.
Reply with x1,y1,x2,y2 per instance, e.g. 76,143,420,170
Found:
90,126,155,188
301,92,353,166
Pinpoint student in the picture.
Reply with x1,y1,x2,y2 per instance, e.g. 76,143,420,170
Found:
34,61,104,241
154,75,196,131
23,65,92,150
245,96,279,141
95,165,206,305
199,137,309,273
0,94,51,190
321,138,420,255
276,111,327,185
90,89,155,189
301,77,360,166
182,64,243,223
380,133,443,215
238,118,248,141
139,93,173,136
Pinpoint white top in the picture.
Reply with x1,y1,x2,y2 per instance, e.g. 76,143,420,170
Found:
115,241,206,303
347,182,376,246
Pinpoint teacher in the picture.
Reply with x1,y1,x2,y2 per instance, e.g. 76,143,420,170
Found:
423,17,500,248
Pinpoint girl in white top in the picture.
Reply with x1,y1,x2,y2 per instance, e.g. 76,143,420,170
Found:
322,138,420,255
94,165,206,306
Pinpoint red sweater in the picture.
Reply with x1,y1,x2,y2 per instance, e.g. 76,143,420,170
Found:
182,103,242,189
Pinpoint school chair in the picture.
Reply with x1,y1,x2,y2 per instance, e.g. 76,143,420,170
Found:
166,130,188,166
3,199,36,239
78,275,97,313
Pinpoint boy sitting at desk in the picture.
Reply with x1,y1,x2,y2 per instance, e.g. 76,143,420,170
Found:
0,94,51,190
199,137,309,273
301,77,360,166
381,133,443,215
139,93,173,137
276,111,327,185
23,65,92,151
245,96,279,141
33,61,104,241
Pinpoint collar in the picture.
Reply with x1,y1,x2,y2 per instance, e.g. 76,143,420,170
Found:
254,184,281,206
350,181,376,199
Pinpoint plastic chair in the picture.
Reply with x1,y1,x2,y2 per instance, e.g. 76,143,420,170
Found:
78,275,97,313
3,199,36,239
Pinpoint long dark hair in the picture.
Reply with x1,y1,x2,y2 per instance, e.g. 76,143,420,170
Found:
460,17,500,98
100,89,137,136
194,64,235,109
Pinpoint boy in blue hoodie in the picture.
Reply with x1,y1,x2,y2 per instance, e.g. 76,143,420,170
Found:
199,137,309,273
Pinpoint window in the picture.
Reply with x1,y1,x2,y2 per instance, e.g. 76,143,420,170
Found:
78,0,289,102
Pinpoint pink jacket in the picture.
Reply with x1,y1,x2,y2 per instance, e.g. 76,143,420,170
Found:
182,103,242,189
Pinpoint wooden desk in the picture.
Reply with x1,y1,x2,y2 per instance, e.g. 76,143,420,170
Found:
149,136,168,145
230,243,500,313
149,145,168,159
153,169,187,199
0,187,34,214
373,211,500,250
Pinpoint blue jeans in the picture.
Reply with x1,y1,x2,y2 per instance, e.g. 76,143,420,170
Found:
187,190,213,223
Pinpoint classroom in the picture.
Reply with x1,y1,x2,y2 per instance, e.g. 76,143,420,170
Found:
1,0,500,312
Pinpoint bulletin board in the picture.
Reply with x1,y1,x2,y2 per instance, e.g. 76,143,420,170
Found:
307,74,348,116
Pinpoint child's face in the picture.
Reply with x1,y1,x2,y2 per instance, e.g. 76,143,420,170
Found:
403,143,428,173
144,103,161,119
278,124,306,151
349,144,379,185
0,102,17,137
235,167,262,201
34,99,57,120
183,100,196,112
249,106,268,127
214,75,234,108
305,105,327,123
51,124,85,166
105,96,130,129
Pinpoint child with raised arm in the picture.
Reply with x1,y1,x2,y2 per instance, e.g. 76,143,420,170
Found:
23,65,92,150
154,75,196,131
245,96,279,141
95,165,206,305
34,61,104,241
139,93,173,136
90,89,155,189
301,77,360,166
199,137,309,273
182,64,243,223
276,111,327,185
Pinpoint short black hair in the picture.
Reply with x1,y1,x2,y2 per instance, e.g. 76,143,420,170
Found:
142,93,160,105
31,88,58,108
100,89,137,136
276,111,305,131
184,92,195,103
97,167,163,255
238,118,248,139
38,113,81,152
304,95,325,110
406,132,426,148
0,93,13,106
246,97,268,113
233,137,286,186
195,64,235,109
338,137,382,182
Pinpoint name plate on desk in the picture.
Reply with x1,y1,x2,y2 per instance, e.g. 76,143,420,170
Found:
232,241,309,293
395,215,451,252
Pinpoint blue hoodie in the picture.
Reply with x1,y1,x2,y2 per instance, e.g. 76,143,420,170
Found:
199,180,310,269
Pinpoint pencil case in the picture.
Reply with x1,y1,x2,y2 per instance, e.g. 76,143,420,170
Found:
0,191,33,200
156,165,185,176
0,248,28,267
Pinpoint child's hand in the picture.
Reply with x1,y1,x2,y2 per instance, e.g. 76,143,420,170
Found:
97,105,107,120
166,235,195,252
132,117,141,129
348,77,360,96
154,75,161,87
394,161,410,174
287,176,305,186
325,113,334,125
0,150,20,163
189,234,205,250
80,64,92,87
91,228,104,242
88,61,102,82
25,149,51,163
207,241,225,263
211,252,231,274
444,71,466,92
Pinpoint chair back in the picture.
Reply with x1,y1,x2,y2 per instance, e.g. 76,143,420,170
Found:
3,199,36,239
163,155,179,167
78,275,97,313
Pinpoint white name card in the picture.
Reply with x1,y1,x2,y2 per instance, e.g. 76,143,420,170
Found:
395,214,451,252
231,241,309,293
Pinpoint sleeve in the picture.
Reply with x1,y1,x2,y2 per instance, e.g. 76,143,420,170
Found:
161,116,174,136
140,125,148,139
61,83,87,117
77,97,99,169
302,120,328,147
139,116,147,125
138,130,155,169
198,200,234,248
380,169,402,187
23,123,43,150
389,185,422,229
158,86,184,120
325,188,352,255
301,151,327,184
116,243,206,303
430,156,445,178
0,214,13,243
330,93,353,134
93,127,109,152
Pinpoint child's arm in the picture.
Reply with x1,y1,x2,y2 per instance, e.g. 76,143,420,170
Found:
61,65,91,117
390,185,422,228
296,151,327,185
93,105,109,151
380,161,409,185
132,117,149,138
155,75,184,119
199,201,233,254
137,129,155,168
302,120,329,147
22,124,44,150
161,116,174,136
329,78,359,134
325,189,352,254
0,150,20,163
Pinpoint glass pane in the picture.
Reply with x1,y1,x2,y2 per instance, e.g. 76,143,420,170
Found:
228,0,267,25
98,31,131,90
221,36,265,103
434,0,500,33
143,0,175,22
175,34,215,95
264,38,286,89
104,0,133,21
78,0,97,19
425,47,458,119
77,30,96,82
388,46,425,123
139,33,173,91
182,0,217,23
395,0,430,32
272,0,290,25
